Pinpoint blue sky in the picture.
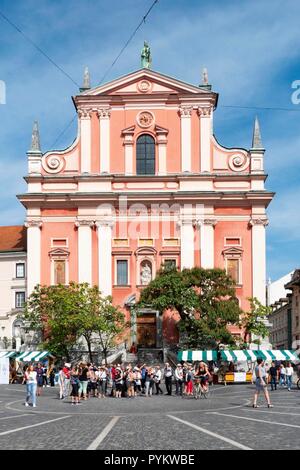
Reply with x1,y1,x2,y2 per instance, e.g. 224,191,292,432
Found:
0,0,299,281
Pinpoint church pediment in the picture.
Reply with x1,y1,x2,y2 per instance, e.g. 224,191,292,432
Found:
222,247,243,257
48,248,70,259
80,69,214,97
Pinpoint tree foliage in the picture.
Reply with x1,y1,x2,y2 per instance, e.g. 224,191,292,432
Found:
138,266,242,349
240,297,272,346
20,283,126,362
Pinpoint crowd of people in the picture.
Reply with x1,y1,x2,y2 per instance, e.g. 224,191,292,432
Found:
23,361,211,407
21,358,298,408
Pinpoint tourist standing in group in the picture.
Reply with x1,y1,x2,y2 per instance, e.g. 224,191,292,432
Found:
175,364,184,396
58,367,65,399
184,364,193,396
127,367,135,398
141,364,147,393
286,362,294,391
42,364,48,387
35,363,44,396
154,365,163,395
70,365,80,405
279,364,286,387
48,365,55,387
252,358,273,408
78,363,89,401
134,367,142,395
98,366,107,398
110,364,117,397
62,363,71,399
115,366,123,398
88,365,98,398
268,362,278,391
24,365,37,408
164,362,173,396
145,366,154,397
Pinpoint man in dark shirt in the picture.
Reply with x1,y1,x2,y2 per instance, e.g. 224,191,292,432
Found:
269,362,278,391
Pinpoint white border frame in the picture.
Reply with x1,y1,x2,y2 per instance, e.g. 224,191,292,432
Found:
225,257,242,286
51,237,69,248
114,257,131,286
224,236,242,247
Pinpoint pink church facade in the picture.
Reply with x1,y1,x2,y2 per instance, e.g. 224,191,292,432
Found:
18,68,273,349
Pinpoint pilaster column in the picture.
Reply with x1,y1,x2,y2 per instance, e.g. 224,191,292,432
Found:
249,217,268,305
97,107,111,173
78,108,92,173
200,219,217,268
122,127,135,175
178,219,195,269
96,219,114,296
25,219,42,296
156,126,168,175
198,107,212,173
179,106,192,172
75,219,94,285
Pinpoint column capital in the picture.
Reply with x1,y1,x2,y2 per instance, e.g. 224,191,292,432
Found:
25,219,43,229
197,106,212,117
78,108,93,119
75,219,95,228
249,217,269,227
97,107,111,119
95,219,115,228
193,218,217,228
179,106,193,117
177,218,195,228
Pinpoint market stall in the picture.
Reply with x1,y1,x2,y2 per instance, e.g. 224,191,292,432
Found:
0,351,16,384
15,350,50,362
177,349,300,384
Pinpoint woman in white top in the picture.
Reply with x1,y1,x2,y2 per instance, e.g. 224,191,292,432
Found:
24,365,37,408
285,362,294,391
98,367,107,398
279,364,286,387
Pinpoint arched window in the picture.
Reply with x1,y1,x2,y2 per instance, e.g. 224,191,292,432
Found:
136,134,155,175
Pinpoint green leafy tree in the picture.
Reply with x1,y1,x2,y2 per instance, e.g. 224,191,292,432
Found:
138,266,242,349
20,283,126,362
74,287,127,363
240,297,272,347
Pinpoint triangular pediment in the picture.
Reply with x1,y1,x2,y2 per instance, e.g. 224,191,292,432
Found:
48,248,70,258
81,69,213,97
222,246,243,257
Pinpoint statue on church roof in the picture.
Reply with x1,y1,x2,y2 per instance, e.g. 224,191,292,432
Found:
141,41,152,69
202,67,209,85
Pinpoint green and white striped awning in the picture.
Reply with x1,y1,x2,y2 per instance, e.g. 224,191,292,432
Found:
178,350,219,362
16,351,50,362
178,350,299,362
0,351,16,359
